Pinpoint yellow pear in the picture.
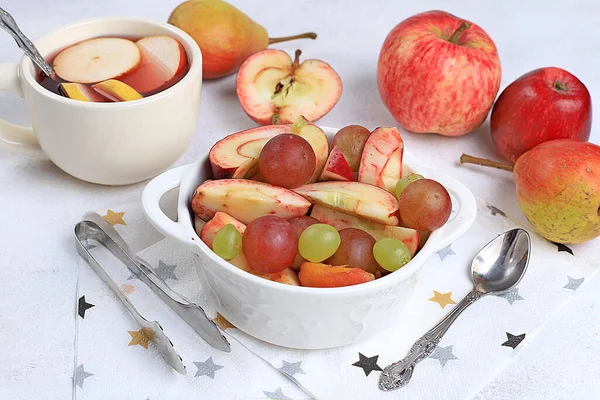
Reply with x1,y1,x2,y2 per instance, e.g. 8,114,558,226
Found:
168,0,316,79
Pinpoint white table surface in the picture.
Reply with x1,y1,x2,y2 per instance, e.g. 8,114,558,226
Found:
0,0,598,399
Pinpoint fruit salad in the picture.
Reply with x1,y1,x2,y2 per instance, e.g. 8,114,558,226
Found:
191,116,452,288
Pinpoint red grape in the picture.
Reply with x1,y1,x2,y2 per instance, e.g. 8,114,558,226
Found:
327,228,379,274
259,134,316,188
398,179,451,231
332,125,370,171
288,216,320,270
242,216,298,274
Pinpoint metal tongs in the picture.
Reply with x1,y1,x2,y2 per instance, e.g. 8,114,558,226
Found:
74,213,231,374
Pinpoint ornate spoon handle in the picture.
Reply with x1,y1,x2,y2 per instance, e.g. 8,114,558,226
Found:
379,288,484,391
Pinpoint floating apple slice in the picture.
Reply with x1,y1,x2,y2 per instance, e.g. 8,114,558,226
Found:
91,80,143,102
209,125,291,179
298,262,374,288
192,179,311,224
358,127,404,193
290,116,329,182
53,38,140,84
59,82,106,102
293,181,399,225
120,36,187,93
236,49,342,125
310,204,419,256
320,145,355,181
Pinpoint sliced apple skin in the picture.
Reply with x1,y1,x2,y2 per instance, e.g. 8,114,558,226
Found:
252,268,300,286
358,127,404,193
200,212,246,247
92,79,143,101
209,125,291,179
298,262,374,288
59,82,107,102
290,116,329,183
310,204,419,257
320,145,355,181
293,181,399,226
192,179,311,224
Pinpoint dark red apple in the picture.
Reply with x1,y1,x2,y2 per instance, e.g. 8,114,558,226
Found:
491,67,592,162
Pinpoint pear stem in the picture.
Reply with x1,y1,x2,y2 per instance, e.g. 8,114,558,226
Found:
448,22,471,44
460,154,514,172
268,32,317,44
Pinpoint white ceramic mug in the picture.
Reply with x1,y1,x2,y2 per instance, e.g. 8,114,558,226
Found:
0,17,202,185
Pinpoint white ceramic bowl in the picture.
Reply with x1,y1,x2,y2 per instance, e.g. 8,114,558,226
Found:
142,126,477,349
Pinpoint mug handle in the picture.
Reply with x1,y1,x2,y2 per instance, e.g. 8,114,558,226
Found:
0,63,48,159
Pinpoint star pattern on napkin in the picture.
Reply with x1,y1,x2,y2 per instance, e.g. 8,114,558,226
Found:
487,205,506,217
127,328,155,349
429,291,456,309
352,353,383,376
127,260,178,281
194,357,224,379
263,387,290,399
496,287,524,305
74,364,94,388
213,313,236,330
564,276,584,291
279,360,305,377
77,295,95,319
429,345,458,367
437,245,456,261
103,209,126,226
502,332,525,349
553,242,574,255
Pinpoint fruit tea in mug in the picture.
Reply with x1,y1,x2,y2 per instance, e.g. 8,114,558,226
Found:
37,35,189,102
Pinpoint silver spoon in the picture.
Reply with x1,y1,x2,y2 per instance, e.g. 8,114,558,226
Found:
0,7,54,76
379,228,531,391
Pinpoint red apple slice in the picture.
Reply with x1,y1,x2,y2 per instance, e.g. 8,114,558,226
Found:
91,80,143,102
293,181,399,225
59,82,107,102
120,36,187,94
192,179,311,224
358,127,404,193
252,268,300,286
209,125,291,179
290,116,329,182
53,38,141,84
320,145,355,181
310,204,419,256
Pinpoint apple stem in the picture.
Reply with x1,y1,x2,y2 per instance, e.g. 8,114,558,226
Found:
268,32,317,44
292,49,302,71
448,22,471,44
460,154,514,172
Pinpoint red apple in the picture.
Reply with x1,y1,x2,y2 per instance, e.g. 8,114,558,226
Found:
377,10,501,136
491,67,592,162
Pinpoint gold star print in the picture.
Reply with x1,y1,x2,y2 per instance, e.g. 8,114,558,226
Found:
103,209,126,226
127,328,155,349
213,313,235,330
429,290,456,309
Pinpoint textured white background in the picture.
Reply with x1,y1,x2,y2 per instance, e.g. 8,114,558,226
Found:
0,0,598,399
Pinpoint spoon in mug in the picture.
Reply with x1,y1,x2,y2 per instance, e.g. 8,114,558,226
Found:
379,228,531,391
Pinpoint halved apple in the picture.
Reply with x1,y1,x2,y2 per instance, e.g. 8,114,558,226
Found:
293,181,399,225
209,125,291,179
236,49,342,125
92,80,143,102
290,116,329,182
53,38,141,84
59,82,107,102
192,179,311,224
200,212,246,247
120,36,187,94
319,145,355,181
298,262,375,288
310,204,419,256
358,127,404,193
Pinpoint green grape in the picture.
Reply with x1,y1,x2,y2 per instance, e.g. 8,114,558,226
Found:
373,238,411,272
213,224,242,261
298,224,341,263
395,173,424,199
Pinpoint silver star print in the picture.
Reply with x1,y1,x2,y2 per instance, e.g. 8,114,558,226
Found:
429,345,458,367
128,260,178,281
279,360,305,377
437,245,456,261
496,287,524,305
564,276,584,291
487,205,506,217
263,387,290,399
194,357,224,379
74,364,94,388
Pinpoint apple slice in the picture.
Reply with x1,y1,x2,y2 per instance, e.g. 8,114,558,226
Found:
299,262,374,288
120,36,187,94
252,268,300,286
293,181,399,225
192,179,311,224
319,145,355,181
310,204,419,256
200,212,246,248
358,127,404,193
53,38,141,84
236,49,342,125
59,82,107,102
290,116,329,182
194,216,206,238
91,80,143,101
209,125,291,179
